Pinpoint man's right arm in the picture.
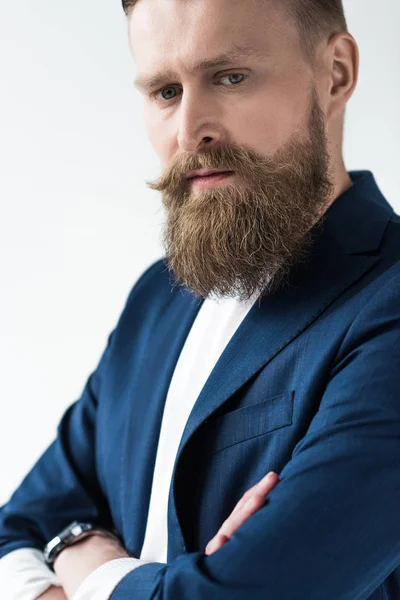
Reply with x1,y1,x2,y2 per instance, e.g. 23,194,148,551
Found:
0,322,117,562
0,260,162,599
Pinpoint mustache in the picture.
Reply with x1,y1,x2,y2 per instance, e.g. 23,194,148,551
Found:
145,137,319,216
144,139,287,194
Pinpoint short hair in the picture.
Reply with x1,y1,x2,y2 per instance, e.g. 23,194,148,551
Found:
283,0,348,67
121,0,348,68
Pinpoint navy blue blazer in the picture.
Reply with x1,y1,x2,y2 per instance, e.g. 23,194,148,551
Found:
1,170,400,600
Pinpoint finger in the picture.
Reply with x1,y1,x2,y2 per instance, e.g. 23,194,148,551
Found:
233,471,279,512
204,472,280,556
205,533,230,555
218,473,280,539
231,471,279,515
217,493,266,541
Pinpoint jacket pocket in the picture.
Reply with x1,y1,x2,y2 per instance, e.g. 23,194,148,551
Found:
207,390,295,454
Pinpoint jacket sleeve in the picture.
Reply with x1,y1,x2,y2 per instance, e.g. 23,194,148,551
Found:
0,260,162,562
109,265,400,600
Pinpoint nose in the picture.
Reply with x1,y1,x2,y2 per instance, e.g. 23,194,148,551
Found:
176,91,224,153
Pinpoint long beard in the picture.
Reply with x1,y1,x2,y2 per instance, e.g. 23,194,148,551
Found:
146,89,335,301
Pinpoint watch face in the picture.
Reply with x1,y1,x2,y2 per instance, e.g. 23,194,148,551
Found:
64,521,85,540
60,520,80,539
44,521,89,564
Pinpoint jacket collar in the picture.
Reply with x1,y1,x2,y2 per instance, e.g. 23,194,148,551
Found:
322,170,393,255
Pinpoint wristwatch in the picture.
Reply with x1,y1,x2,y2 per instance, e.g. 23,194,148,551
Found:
43,520,121,570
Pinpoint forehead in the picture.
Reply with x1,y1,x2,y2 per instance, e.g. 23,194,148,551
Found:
128,0,301,88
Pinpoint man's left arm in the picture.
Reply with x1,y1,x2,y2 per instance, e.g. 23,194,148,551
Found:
70,265,400,600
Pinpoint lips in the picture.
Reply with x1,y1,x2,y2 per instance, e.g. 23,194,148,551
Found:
186,169,233,179
187,171,235,189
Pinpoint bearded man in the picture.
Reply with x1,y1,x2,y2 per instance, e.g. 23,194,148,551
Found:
1,1,400,599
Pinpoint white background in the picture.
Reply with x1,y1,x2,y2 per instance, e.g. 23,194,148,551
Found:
0,0,399,504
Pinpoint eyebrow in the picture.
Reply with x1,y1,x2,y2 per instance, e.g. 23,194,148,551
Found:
133,44,264,92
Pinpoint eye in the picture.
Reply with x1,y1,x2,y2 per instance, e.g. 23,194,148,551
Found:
218,73,247,86
155,86,179,102
151,72,248,104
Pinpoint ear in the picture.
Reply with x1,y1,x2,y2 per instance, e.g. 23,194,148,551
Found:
325,32,359,121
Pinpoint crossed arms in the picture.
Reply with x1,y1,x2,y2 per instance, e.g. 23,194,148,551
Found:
2,265,400,600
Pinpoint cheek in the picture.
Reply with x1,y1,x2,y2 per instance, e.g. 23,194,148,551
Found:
144,106,156,145
144,107,170,161
232,91,306,155
229,95,293,154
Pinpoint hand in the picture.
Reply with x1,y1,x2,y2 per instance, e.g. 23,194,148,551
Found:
53,532,131,599
205,471,280,555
